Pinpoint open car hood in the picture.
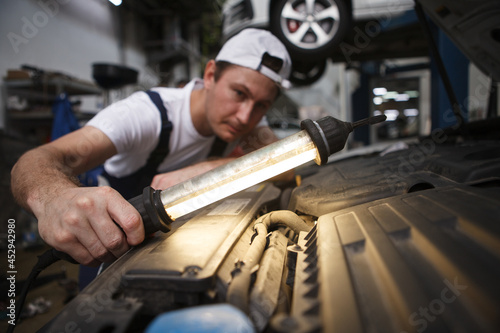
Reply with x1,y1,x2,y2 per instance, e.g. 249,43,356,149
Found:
418,0,500,82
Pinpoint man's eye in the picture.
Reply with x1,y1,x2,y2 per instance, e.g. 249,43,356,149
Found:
255,103,269,112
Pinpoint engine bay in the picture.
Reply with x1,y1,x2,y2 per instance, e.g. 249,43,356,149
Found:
41,133,500,333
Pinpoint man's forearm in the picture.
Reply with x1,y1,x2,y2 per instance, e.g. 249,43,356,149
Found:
11,126,116,214
150,157,236,189
11,146,80,214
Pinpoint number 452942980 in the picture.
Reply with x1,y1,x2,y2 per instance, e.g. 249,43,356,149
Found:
7,219,15,270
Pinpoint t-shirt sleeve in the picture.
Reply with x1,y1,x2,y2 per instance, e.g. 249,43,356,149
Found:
85,91,161,155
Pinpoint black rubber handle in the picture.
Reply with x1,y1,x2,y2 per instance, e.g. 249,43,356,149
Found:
128,186,172,235
301,115,387,165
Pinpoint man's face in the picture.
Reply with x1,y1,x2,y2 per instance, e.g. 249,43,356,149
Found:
204,61,279,142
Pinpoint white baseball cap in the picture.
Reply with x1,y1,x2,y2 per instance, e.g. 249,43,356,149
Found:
216,28,292,89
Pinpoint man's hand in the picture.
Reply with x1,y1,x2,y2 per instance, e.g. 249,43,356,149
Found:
35,186,144,266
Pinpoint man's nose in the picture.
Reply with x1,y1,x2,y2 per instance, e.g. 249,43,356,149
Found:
236,102,253,125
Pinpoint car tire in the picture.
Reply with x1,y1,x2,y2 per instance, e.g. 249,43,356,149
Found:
289,58,327,86
271,0,351,60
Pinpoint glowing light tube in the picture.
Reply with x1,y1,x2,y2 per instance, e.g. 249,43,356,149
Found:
132,115,385,235
160,130,319,220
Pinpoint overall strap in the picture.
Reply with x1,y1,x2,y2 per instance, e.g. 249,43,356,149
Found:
102,90,173,199
143,90,173,174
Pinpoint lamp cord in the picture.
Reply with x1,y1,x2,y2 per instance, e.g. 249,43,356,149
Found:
6,248,68,333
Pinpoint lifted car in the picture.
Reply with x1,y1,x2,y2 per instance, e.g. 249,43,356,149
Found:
222,0,415,85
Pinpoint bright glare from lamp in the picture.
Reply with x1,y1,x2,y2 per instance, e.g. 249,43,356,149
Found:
109,0,122,6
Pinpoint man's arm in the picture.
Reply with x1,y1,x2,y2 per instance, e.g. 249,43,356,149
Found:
240,125,295,182
11,126,144,266
239,125,278,152
150,157,234,189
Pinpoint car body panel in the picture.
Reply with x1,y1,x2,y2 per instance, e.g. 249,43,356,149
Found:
418,0,500,81
352,0,414,19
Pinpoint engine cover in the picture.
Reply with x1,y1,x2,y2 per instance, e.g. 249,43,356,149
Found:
279,185,500,332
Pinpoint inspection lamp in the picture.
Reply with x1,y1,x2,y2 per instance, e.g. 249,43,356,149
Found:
130,115,386,235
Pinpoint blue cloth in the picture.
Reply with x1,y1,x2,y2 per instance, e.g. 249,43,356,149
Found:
51,93,80,140
51,93,103,187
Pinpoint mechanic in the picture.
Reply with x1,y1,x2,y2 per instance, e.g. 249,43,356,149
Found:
10,28,293,267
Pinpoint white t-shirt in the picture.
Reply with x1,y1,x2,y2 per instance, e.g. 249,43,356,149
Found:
86,79,266,178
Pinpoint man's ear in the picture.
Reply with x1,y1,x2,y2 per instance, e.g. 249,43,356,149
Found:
203,60,216,89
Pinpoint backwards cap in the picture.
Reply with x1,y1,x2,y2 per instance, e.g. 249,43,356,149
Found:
216,28,292,89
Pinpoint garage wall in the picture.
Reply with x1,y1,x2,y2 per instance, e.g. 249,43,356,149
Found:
0,0,153,129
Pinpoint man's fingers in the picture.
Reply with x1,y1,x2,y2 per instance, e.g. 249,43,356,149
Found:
150,175,160,189
77,229,121,263
87,215,129,260
106,190,145,246
67,186,129,261
51,214,120,264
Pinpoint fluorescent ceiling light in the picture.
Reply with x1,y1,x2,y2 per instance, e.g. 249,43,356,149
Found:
109,0,122,6
395,93,410,102
384,109,399,121
404,108,419,117
404,90,420,98
373,87,387,96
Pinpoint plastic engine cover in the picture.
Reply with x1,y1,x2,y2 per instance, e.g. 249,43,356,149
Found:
280,185,500,333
